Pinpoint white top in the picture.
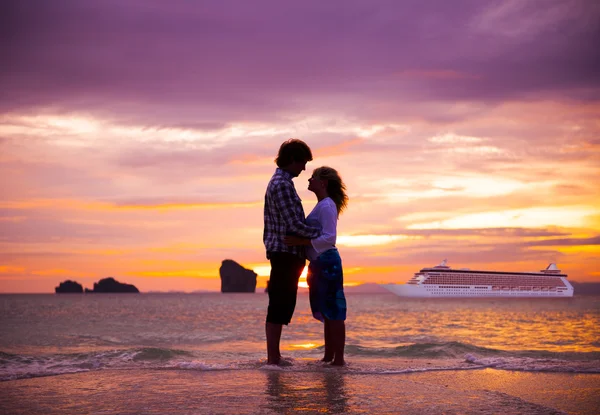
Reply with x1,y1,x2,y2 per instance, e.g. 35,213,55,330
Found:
305,197,337,261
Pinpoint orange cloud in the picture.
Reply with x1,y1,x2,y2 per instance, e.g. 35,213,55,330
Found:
317,138,364,157
0,198,262,211
0,266,26,274
31,268,86,277
131,270,219,279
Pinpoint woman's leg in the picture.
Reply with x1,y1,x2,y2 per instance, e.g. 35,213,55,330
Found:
329,319,345,366
322,319,334,362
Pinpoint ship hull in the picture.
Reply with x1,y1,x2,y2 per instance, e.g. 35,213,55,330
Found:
382,279,574,298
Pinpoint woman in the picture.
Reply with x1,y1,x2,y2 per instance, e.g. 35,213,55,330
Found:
284,166,348,366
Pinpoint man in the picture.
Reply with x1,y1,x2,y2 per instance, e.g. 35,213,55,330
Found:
263,138,321,365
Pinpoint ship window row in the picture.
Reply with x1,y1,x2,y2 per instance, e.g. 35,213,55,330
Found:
437,286,478,289
424,289,566,296
491,286,559,291
426,276,563,281
428,272,564,277
424,282,566,288
433,286,560,291
423,279,565,287
423,278,565,287
424,278,564,282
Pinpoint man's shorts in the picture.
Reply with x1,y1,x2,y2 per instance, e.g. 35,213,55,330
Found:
266,252,306,325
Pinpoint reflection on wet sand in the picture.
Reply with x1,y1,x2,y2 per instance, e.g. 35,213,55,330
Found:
264,370,348,414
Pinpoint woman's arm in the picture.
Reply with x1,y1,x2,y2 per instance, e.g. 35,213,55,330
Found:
284,201,337,248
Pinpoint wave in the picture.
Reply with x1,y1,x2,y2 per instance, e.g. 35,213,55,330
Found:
344,341,600,360
0,347,194,381
2,343,599,381
345,341,502,358
464,354,600,373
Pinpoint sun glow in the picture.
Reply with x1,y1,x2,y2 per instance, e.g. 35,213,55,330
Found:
298,266,309,288
289,343,319,350
253,265,271,277
254,264,361,289
253,265,309,288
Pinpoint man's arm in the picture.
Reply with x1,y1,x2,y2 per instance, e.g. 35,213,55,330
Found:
272,181,320,238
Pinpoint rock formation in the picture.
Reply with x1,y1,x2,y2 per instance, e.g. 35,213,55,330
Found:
87,277,139,293
220,259,257,293
55,277,139,293
55,280,84,293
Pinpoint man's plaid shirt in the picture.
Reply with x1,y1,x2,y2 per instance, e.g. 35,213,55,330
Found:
263,168,321,259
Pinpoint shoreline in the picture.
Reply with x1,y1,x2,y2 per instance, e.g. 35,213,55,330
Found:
2,368,599,415
3,354,599,382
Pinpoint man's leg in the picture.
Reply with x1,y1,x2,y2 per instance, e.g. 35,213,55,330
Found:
266,322,283,364
266,253,303,365
266,254,284,365
270,255,304,365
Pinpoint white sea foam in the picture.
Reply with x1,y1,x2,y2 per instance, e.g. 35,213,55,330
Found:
465,354,600,373
3,352,599,381
170,361,231,371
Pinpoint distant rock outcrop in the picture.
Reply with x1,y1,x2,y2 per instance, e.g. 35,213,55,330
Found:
220,260,257,293
55,280,84,293
87,277,139,293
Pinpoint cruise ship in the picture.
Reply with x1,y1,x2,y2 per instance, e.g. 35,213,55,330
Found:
382,260,574,297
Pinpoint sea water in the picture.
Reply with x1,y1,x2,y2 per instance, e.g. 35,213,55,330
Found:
1,293,599,414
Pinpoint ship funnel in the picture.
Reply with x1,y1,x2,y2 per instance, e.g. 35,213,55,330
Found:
435,259,449,268
542,263,561,273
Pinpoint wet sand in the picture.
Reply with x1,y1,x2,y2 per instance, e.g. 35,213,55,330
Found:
1,368,599,414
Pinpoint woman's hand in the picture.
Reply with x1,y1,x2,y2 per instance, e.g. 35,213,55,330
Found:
283,235,310,246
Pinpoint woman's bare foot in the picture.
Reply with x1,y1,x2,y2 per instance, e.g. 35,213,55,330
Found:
330,358,345,366
321,354,334,363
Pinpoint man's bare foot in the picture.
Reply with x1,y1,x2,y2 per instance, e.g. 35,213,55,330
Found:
277,358,293,367
330,359,345,366
266,357,293,366
321,355,333,363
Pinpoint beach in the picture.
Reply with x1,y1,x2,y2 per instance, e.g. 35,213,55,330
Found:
2,368,599,414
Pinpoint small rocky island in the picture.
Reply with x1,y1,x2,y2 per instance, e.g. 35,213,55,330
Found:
87,277,139,293
220,259,257,293
55,277,139,293
55,280,84,293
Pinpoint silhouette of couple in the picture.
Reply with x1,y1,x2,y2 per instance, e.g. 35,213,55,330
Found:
263,139,348,366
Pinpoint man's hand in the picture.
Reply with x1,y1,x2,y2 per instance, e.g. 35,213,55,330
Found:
283,235,310,246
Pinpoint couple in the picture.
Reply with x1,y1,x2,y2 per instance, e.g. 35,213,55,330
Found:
263,139,348,366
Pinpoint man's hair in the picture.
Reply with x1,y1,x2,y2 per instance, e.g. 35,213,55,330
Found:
275,139,313,168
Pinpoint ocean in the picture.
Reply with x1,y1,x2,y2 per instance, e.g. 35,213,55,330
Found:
1,292,599,414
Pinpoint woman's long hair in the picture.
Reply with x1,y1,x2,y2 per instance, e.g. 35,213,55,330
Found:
313,166,348,217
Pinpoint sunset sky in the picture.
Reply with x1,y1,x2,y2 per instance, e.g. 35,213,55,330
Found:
1,0,599,293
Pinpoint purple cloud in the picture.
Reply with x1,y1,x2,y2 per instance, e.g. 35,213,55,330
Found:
1,0,598,126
